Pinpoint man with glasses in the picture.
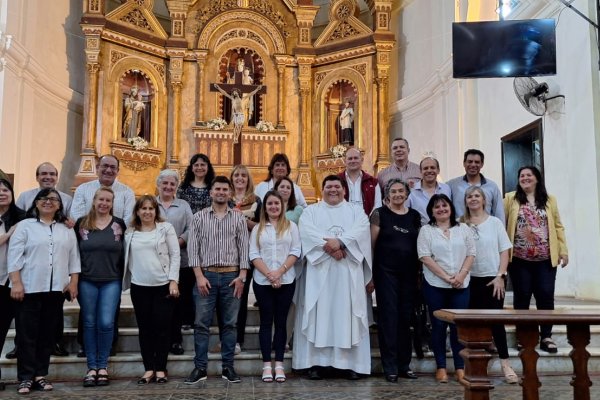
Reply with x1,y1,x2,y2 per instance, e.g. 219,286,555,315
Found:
70,154,135,222
16,163,72,215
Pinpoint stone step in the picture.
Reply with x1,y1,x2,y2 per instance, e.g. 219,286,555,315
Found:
2,346,600,381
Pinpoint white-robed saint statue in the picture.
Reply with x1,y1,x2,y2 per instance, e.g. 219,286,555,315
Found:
293,175,372,379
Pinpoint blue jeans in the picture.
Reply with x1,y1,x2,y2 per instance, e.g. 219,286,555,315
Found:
423,280,470,370
78,279,122,370
193,271,240,369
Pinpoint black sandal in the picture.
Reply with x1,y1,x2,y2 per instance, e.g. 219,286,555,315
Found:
83,370,97,387
96,369,109,386
32,378,53,391
540,338,558,353
137,373,155,385
17,380,32,395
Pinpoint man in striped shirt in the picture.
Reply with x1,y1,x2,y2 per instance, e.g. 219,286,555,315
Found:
185,176,249,384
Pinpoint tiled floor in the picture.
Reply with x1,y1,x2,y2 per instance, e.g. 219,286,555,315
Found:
2,373,599,399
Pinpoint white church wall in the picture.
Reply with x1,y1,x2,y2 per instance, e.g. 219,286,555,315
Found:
0,0,84,195
391,0,600,298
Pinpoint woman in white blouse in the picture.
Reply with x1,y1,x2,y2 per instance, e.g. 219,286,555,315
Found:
123,195,180,385
8,188,80,395
417,194,475,384
249,190,301,383
461,186,517,384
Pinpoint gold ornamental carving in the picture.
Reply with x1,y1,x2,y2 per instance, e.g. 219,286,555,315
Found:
189,0,290,38
110,50,128,65
351,63,367,78
89,0,100,12
327,22,361,42
120,9,154,33
315,71,329,88
216,29,267,52
196,11,286,53
111,141,162,172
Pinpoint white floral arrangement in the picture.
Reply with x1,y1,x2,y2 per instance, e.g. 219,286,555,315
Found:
127,137,149,151
206,118,228,131
255,120,275,132
330,144,347,158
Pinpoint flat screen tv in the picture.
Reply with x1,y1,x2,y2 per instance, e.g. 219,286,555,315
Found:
452,19,556,79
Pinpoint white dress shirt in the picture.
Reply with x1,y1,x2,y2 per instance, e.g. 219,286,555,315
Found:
249,221,301,285
71,179,135,223
7,219,81,293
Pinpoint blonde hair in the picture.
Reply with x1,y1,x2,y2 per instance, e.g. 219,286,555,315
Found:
255,191,290,250
460,186,487,224
78,187,115,230
230,164,255,201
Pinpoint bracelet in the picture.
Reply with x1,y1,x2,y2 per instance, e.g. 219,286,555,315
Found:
282,264,288,271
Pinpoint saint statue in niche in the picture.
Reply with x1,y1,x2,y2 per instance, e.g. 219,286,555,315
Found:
339,98,355,146
122,85,146,139
121,71,152,142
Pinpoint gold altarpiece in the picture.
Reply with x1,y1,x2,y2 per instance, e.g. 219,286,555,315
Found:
76,0,395,199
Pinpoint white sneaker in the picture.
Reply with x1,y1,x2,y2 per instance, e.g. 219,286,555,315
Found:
234,343,241,355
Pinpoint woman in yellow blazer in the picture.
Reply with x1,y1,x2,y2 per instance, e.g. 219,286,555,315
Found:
504,166,568,354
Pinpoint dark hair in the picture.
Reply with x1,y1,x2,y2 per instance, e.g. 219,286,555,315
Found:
0,178,25,229
26,188,67,223
98,154,120,169
463,149,485,163
392,137,409,148
515,166,548,209
131,195,164,230
274,176,297,210
265,153,291,181
322,174,343,189
426,194,458,227
211,175,232,189
181,153,215,189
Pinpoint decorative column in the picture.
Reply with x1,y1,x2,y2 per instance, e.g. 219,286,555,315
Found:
75,0,106,183
194,50,208,123
296,56,316,201
167,52,185,165
367,0,395,173
294,4,319,201
165,2,189,166
274,55,292,129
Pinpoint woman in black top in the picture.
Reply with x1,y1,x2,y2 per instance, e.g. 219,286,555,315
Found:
177,153,215,214
75,187,126,387
370,178,421,383
0,178,26,391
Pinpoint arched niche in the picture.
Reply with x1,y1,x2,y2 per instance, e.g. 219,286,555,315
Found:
316,68,367,154
120,70,154,142
216,47,266,127
324,80,358,147
108,57,166,150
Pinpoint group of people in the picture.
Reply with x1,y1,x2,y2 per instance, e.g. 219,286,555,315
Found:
0,138,568,394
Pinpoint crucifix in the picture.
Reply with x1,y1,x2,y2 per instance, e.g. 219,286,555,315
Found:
210,63,267,165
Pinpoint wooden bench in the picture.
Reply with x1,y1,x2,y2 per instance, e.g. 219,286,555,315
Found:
433,309,600,400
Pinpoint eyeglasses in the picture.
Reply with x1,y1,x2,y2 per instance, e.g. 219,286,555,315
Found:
470,225,480,240
37,197,61,204
99,164,118,170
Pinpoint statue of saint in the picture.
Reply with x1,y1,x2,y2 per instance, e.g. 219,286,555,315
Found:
122,86,146,139
213,83,263,144
340,99,355,145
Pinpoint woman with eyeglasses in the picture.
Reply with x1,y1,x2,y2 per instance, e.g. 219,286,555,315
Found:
0,179,26,391
461,186,517,384
7,189,80,395
417,194,475,384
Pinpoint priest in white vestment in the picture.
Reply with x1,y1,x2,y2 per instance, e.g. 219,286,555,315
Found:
293,175,372,379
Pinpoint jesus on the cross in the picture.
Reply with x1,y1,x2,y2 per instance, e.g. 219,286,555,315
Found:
213,83,263,144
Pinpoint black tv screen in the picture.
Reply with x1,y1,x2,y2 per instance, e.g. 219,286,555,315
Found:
452,19,556,78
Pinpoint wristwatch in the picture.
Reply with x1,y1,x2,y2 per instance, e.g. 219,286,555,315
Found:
239,276,247,283
496,272,508,278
